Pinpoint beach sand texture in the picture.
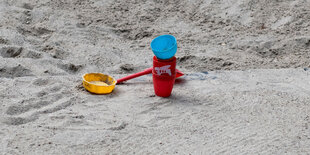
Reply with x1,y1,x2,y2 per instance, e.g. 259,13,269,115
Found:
1,0,310,154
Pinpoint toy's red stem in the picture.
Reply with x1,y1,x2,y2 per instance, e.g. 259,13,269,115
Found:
117,67,184,84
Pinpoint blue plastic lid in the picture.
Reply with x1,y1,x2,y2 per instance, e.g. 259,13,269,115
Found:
151,35,177,53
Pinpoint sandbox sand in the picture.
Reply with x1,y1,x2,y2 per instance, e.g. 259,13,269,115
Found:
0,0,310,154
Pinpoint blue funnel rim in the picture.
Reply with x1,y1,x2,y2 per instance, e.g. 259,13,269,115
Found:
151,34,177,53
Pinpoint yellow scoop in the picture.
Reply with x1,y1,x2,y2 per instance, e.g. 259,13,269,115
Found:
82,73,116,94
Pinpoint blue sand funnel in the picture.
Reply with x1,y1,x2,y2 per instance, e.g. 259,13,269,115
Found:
151,35,177,60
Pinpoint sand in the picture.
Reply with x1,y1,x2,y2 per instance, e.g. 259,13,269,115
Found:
0,0,310,154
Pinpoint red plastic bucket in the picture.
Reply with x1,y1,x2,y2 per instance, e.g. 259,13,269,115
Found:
152,56,176,97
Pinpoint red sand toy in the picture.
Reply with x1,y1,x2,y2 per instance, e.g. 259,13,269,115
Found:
152,56,177,97
83,34,182,97
116,67,183,84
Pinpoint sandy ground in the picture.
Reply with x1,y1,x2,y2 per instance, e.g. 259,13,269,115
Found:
1,0,310,154
1,70,310,154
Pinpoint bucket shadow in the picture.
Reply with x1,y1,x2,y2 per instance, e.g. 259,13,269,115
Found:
174,78,186,85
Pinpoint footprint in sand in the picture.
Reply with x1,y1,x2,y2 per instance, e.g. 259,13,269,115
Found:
0,46,42,59
0,37,9,45
0,65,33,78
57,63,84,74
0,46,23,58
3,116,38,126
21,3,34,10
42,44,69,59
17,26,53,37
4,95,76,125
32,78,50,86
3,79,77,126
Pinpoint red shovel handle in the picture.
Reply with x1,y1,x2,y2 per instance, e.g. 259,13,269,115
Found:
117,68,152,84
116,67,184,84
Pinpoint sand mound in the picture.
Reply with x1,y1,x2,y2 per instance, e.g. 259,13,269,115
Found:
0,0,310,77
